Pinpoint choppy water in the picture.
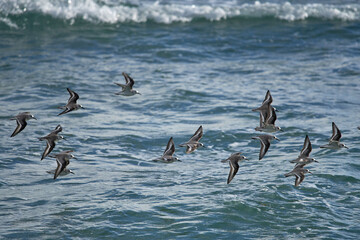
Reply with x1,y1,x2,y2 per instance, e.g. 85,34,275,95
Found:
1,0,360,239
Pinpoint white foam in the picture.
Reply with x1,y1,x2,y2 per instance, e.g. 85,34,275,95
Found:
1,0,360,24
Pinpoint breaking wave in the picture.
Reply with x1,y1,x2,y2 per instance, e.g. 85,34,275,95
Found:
1,0,360,28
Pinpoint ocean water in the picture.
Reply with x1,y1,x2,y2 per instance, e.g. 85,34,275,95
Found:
1,0,360,239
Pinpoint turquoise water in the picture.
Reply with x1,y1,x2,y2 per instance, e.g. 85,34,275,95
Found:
1,0,360,239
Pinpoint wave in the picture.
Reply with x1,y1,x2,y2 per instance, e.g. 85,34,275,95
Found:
1,0,360,28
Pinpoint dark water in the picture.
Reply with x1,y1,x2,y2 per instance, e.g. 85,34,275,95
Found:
1,0,360,239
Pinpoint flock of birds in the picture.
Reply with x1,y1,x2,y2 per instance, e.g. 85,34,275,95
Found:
9,72,356,186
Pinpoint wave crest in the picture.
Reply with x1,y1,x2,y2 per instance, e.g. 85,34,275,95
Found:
1,0,360,28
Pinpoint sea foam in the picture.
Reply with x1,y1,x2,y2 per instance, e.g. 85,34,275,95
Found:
0,0,359,28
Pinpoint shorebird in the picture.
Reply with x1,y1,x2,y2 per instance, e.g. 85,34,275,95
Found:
252,134,279,160
357,126,360,130
114,72,141,96
320,122,348,149
10,112,37,137
290,135,318,166
39,125,64,160
58,88,84,116
221,152,247,184
284,164,311,187
48,150,76,180
153,137,180,163
179,125,204,154
255,105,282,133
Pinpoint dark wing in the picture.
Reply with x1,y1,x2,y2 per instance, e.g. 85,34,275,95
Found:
262,90,273,105
258,137,270,160
189,125,203,142
11,117,27,137
265,106,277,125
300,135,312,157
163,137,175,157
330,122,342,142
67,88,79,104
122,72,135,89
41,138,56,160
58,107,72,116
227,158,239,184
295,172,305,187
259,111,266,127
54,157,66,180
52,125,62,134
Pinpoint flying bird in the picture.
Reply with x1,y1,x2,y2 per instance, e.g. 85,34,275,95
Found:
320,122,348,149
221,152,247,184
290,135,318,166
153,137,180,163
10,112,37,137
285,164,312,187
114,72,141,96
48,150,76,180
252,134,279,160
39,125,64,160
179,125,204,154
58,88,84,116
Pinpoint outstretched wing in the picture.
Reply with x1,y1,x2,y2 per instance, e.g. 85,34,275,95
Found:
11,117,27,137
67,88,79,104
41,138,56,160
122,72,135,89
163,137,175,157
265,106,277,125
54,158,66,180
330,122,342,142
262,90,273,105
300,135,312,157
227,158,239,184
189,125,203,142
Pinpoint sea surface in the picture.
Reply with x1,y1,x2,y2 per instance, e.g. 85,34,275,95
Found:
1,0,360,239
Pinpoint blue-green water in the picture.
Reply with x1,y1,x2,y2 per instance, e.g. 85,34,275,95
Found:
1,0,360,239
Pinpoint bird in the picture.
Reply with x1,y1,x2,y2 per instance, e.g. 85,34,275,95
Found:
39,125,64,160
152,137,180,163
114,72,141,96
48,150,77,179
255,105,282,133
290,135,318,166
179,125,204,154
10,112,37,137
320,122,348,149
284,164,312,187
221,152,248,184
252,134,279,160
58,88,84,116
357,126,360,130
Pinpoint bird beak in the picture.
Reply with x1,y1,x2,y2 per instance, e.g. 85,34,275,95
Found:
73,156,78,160
279,128,284,132
308,171,312,174
344,146,349,149
178,159,182,162
81,107,85,109
314,159,319,163
33,117,37,120
275,137,280,141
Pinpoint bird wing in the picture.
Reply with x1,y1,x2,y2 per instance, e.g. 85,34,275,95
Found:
41,138,56,160
227,158,239,184
52,125,62,134
54,157,66,180
67,88,79,104
265,106,277,125
11,117,27,137
259,137,270,160
330,122,342,142
295,172,305,187
300,135,312,157
189,125,203,142
262,90,273,105
122,72,135,89
163,137,175,157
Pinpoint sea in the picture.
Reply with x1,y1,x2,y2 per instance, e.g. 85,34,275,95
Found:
1,0,360,239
